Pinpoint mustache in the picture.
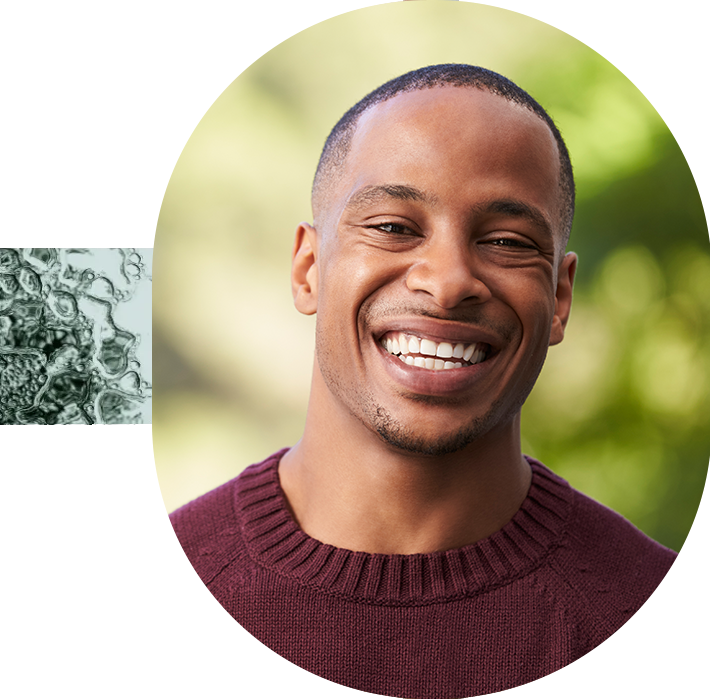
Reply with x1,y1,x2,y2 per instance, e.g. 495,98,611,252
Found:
363,304,517,343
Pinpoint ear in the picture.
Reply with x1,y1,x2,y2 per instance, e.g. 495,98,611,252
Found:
291,222,319,315
549,252,577,346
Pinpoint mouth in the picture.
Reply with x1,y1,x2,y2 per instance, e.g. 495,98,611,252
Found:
379,331,490,371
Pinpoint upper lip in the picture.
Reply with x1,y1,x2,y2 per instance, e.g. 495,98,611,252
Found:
371,316,504,350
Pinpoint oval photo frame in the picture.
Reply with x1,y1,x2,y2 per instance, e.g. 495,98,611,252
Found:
154,2,709,698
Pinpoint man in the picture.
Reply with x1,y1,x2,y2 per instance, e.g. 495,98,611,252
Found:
170,65,675,698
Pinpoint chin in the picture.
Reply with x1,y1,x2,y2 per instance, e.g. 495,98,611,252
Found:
369,402,500,457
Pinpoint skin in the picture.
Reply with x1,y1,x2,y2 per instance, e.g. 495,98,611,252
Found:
279,87,577,555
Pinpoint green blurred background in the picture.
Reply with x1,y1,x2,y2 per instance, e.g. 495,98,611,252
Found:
153,1,708,552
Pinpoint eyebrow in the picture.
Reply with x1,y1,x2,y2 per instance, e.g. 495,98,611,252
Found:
344,184,437,210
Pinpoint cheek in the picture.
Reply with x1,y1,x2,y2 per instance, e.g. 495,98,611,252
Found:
323,250,404,312
315,257,381,339
487,268,556,337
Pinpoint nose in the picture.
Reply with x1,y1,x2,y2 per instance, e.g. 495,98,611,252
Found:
405,236,491,309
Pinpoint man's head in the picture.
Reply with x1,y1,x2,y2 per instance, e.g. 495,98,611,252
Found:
292,65,577,456
312,64,575,246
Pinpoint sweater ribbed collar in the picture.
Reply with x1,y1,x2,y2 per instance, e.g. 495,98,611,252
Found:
235,450,573,606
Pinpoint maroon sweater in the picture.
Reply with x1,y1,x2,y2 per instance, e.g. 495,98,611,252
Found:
170,449,676,698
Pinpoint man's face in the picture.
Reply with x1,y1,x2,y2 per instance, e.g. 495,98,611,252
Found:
295,86,576,455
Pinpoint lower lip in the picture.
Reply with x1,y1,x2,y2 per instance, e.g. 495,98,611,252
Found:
376,343,493,396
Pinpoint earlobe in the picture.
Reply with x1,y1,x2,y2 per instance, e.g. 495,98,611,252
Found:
549,252,577,346
291,223,319,316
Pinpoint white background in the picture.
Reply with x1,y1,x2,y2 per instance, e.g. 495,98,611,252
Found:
1,1,707,697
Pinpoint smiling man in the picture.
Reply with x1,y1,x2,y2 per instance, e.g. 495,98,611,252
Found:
171,65,675,699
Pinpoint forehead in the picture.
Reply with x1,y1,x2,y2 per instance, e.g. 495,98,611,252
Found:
327,86,562,236
352,86,557,164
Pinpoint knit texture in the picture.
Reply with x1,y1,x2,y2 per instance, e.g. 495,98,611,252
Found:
170,450,676,698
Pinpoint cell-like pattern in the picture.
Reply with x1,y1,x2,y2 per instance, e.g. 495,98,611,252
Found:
0,248,151,425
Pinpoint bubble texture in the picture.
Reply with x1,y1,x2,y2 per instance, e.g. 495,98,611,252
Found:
0,248,151,425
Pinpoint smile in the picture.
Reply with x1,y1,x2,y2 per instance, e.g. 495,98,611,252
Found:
380,331,488,371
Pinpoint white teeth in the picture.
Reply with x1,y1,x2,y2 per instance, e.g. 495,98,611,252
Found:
420,338,437,356
436,342,453,358
383,332,488,370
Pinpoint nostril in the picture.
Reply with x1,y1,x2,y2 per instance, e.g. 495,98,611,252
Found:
405,263,491,308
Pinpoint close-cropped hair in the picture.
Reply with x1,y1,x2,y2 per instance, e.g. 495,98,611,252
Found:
312,63,576,243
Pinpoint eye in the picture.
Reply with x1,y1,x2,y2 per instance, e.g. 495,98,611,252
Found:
487,237,536,250
369,222,413,235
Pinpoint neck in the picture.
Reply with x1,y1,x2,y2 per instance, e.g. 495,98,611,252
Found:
279,378,531,555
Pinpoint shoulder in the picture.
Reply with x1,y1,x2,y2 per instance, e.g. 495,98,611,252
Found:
169,450,286,585
551,475,676,616
169,476,243,584
524,460,677,647
568,487,676,570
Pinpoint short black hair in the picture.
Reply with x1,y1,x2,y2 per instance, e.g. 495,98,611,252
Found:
312,64,575,243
